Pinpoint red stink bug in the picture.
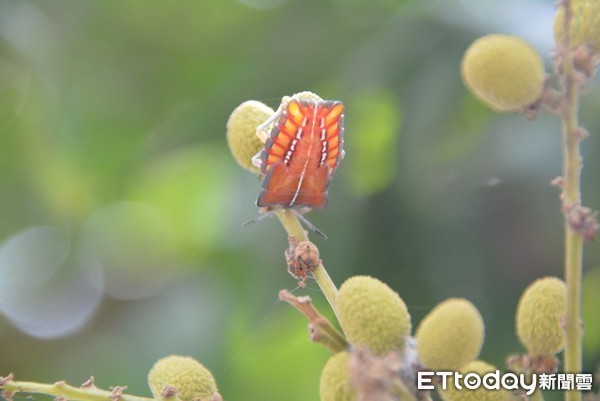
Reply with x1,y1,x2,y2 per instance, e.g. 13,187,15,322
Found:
252,94,345,209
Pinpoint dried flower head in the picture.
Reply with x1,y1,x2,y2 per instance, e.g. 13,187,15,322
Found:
564,203,599,241
285,236,321,286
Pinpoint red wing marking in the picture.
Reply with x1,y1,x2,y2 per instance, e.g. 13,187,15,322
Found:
257,97,344,209
256,162,293,207
288,163,330,209
321,103,344,174
257,163,330,209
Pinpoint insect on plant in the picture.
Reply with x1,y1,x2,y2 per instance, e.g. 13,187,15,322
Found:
252,93,345,210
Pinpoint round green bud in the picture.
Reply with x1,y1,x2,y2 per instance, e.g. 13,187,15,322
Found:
288,91,323,103
320,352,356,401
461,34,545,112
226,100,274,174
554,0,600,51
336,275,411,356
516,277,566,357
416,298,484,370
439,360,515,401
148,355,219,401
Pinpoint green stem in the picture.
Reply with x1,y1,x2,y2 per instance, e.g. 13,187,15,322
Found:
274,209,339,315
0,378,153,401
312,327,348,353
316,318,348,351
278,289,348,353
560,2,583,401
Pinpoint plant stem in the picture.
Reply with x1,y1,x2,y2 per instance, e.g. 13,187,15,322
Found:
559,1,583,401
279,289,348,353
274,209,339,314
0,376,153,401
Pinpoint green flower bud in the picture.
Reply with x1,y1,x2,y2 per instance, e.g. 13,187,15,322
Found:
336,275,411,356
554,0,600,51
439,360,515,401
416,298,484,370
288,91,323,103
320,352,356,401
461,34,545,112
148,355,219,401
226,100,274,174
516,277,566,357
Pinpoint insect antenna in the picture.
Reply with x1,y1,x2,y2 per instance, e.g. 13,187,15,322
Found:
293,210,328,240
241,210,275,227
243,208,327,240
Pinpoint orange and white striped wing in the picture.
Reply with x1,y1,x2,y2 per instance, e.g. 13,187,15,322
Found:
257,98,345,209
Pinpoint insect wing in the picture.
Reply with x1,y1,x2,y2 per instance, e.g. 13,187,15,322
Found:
256,98,344,209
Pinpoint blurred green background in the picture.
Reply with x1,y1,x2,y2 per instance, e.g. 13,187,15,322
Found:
0,0,599,400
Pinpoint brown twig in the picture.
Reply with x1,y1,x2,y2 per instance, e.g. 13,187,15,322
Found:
278,289,348,353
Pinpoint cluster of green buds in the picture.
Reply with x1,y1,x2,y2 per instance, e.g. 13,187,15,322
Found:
415,298,503,401
461,0,599,115
318,276,412,401
96,7,595,396
315,276,549,401
317,275,566,401
315,275,562,401
225,52,572,399
224,94,569,401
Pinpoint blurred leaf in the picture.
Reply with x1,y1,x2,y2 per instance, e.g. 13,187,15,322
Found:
130,145,235,256
236,0,289,10
0,226,102,339
223,307,329,401
346,89,401,196
34,155,97,222
433,92,491,163
0,226,69,290
79,201,177,300
0,60,29,131
332,0,407,28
